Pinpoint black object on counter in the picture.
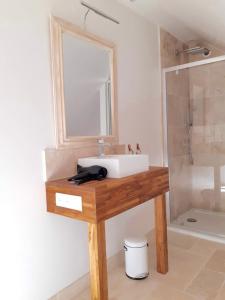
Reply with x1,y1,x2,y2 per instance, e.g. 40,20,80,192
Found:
68,164,108,185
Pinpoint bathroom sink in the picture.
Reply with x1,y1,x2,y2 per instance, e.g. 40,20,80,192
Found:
78,154,149,178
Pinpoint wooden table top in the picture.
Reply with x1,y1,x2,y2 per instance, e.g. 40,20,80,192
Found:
46,166,169,223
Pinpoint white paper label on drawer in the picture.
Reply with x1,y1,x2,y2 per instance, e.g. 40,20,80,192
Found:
56,193,83,211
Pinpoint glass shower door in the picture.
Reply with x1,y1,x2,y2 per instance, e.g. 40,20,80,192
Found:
165,59,225,237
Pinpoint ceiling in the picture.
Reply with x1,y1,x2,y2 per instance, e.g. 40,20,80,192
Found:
117,0,225,49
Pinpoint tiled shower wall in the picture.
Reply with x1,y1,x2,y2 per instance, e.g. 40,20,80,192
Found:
161,28,225,220
166,70,193,220
160,28,188,68
160,29,192,220
189,61,225,212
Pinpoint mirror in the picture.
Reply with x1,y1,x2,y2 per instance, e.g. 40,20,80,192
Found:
50,16,118,148
63,32,112,137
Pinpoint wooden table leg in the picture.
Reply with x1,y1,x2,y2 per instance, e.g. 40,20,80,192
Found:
154,194,168,274
88,221,108,300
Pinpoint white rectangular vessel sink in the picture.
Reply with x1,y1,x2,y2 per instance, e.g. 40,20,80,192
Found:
78,154,149,178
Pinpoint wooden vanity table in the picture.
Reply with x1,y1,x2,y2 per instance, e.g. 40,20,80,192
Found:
46,166,169,300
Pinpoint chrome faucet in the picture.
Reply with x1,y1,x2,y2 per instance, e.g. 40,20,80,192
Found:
97,139,111,157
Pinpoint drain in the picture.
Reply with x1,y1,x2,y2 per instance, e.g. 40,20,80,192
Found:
187,218,197,223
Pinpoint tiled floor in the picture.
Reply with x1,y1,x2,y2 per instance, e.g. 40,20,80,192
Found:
74,230,225,300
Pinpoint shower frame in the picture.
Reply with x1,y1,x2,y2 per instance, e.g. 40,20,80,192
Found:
162,54,225,224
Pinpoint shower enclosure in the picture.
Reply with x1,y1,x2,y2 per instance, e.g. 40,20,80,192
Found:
163,56,225,240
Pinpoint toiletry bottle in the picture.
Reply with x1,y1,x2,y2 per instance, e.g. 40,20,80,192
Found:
136,143,142,154
128,144,134,154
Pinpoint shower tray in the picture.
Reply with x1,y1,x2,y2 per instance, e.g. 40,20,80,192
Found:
169,208,225,243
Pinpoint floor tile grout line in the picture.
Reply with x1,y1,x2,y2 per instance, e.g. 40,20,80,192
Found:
215,276,225,299
183,248,217,293
63,232,225,300
148,242,213,294
183,248,225,300
158,239,225,299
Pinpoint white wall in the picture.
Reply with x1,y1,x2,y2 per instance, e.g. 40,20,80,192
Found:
0,1,162,299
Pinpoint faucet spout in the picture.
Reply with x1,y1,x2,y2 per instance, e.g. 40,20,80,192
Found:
97,139,111,157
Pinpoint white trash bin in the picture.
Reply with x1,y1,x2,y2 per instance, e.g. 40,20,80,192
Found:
124,237,149,280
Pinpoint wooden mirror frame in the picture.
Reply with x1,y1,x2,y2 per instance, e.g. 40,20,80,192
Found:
50,16,118,148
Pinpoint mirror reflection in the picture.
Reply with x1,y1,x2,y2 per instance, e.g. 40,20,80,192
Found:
62,32,112,137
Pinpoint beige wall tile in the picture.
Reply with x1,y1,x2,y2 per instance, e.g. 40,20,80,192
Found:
164,31,225,218
160,28,188,68
162,32,192,220
48,296,58,300
44,144,125,181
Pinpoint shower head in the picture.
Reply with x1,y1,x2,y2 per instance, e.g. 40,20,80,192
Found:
176,46,211,57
